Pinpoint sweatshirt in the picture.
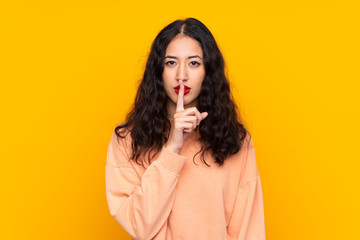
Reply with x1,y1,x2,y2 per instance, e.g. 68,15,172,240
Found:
105,128,265,240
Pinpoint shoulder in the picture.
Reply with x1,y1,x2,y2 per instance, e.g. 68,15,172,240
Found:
106,122,133,167
237,129,254,153
116,122,134,149
238,131,259,186
244,131,254,150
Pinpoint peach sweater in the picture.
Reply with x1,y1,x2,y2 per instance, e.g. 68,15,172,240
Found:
105,129,265,240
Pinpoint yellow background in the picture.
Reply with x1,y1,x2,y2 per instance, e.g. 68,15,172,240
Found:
1,0,359,239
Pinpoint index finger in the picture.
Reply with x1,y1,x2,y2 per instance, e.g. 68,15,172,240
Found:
176,80,184,112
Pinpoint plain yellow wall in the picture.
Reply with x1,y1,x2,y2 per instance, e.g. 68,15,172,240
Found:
1,0,359,239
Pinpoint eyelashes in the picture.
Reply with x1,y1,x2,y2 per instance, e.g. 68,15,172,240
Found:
165,61,201,66
165,60,176,66
190,61,201,66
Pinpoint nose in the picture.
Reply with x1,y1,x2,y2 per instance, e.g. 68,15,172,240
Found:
176,63,188,81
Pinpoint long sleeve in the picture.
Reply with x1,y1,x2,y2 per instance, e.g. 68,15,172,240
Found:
105,131,187,240
227,138,266,240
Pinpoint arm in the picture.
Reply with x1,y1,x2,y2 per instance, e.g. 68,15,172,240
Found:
105,131,186,240
227,138,266,240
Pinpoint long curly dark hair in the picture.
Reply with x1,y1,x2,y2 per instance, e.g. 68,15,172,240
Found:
115,17,251,167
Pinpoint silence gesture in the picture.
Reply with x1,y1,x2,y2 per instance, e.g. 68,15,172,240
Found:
165,80,208,154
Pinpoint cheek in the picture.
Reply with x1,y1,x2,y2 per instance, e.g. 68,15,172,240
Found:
195,72,205,88
162,71,172,88
162,73,174,98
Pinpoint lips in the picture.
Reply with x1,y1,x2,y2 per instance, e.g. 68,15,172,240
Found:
174,85,191,95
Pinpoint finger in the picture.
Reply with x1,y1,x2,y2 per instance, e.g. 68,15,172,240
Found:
183,116,197,129
182,107,203,125
175,122,193,132
195,111,208,125
176,116,197,125
200,112,208,120
176,80,185,112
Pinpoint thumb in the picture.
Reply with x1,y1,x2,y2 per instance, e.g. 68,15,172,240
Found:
200,112,208,120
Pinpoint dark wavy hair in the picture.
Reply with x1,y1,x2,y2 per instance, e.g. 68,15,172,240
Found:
115,17,251,167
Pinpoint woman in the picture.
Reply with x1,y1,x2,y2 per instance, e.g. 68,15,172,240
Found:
105,18,265,240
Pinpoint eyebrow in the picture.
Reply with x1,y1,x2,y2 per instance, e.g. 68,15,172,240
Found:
165,55,203,60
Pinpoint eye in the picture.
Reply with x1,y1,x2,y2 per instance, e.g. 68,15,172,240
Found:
190,61,200,66
165,60,176,66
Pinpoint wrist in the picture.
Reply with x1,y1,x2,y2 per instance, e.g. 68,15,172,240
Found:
165,144,180,155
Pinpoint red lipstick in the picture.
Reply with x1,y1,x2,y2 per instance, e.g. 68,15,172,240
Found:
174,85,191,95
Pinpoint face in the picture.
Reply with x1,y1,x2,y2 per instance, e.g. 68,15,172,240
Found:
162,34,205,110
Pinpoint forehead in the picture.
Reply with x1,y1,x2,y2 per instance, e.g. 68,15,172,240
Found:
165,35,203,57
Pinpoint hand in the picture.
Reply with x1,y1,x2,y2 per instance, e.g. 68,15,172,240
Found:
165,80,208,154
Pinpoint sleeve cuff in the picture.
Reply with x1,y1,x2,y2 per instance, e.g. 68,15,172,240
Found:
154,146,187,176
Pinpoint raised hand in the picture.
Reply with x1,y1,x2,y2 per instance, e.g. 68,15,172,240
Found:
165,80,208,154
